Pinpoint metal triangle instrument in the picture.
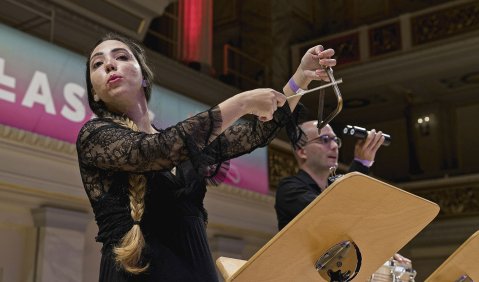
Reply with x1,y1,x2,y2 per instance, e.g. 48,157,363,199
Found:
286,79,343,100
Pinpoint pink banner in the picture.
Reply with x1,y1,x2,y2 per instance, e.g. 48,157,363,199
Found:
0,23,269,194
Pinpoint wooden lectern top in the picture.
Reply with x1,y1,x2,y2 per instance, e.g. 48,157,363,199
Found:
217,172,439,282
425,231,479,281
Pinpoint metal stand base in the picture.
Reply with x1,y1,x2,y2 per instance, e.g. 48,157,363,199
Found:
315,240,362,282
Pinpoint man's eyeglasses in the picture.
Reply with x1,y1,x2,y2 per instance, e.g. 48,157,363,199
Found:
306,135,342,148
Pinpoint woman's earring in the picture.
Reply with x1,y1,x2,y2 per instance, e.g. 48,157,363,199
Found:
142,79,148,88
93,95,100,102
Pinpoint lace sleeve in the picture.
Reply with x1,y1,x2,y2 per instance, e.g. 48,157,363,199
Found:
76,107,222,172
201,103,295,165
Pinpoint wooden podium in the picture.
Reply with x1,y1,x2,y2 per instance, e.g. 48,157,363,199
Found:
216,172,440,281
425,231,479,282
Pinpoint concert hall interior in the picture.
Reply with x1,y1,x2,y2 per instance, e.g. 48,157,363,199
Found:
0,0,478,281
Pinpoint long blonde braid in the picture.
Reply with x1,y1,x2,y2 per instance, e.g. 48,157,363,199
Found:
107,114,149,274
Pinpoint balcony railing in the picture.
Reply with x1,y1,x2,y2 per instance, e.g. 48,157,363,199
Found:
399,173,479,218
144,5,179,60
291,0,479,72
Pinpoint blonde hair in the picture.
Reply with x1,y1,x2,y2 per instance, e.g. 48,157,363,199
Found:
107,114,149,274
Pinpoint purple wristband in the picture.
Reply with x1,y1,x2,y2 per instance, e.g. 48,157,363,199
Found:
354,157,374,167
288,77,304,94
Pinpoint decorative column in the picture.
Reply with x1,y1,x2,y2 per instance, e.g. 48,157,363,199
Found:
31,207,90,282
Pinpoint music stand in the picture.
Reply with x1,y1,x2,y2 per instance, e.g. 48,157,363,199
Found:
216,172,439,282
425,231,479,282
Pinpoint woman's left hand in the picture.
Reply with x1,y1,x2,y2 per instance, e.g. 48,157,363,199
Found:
299,45,336,83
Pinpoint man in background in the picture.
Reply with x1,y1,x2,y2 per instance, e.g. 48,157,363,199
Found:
274,120,410,263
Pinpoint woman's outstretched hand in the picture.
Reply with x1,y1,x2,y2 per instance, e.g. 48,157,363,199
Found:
217,88,286,132
240,88,286,122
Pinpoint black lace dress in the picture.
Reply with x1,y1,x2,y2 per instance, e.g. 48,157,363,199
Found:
76,105,294,282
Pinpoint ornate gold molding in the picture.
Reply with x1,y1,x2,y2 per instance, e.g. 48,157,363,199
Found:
412,1,479,45
369,21,401,56
399,174,479,218
268,145,298,192
0,124,76,156
413,185,479,217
